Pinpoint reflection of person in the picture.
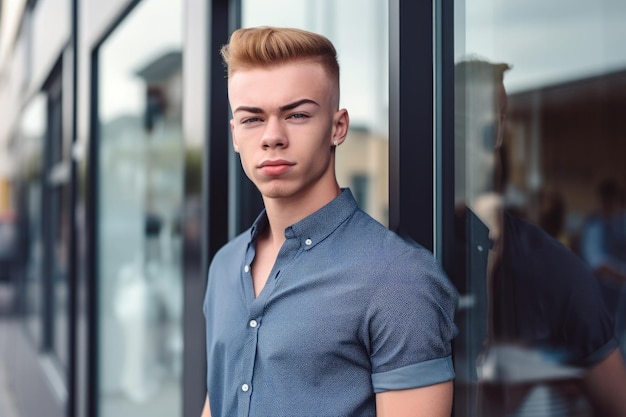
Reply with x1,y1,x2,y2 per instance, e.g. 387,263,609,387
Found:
580,179,626,284
201,27,458,417
537,186,569,247
580,179,626,358
454,59,626,416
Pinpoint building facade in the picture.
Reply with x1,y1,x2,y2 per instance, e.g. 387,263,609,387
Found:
0,0,625,416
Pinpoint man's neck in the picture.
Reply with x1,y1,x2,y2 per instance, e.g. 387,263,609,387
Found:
262,183,342,246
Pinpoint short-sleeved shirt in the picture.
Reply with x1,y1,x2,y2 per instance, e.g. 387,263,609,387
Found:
494,212,618,366
203,189,458,417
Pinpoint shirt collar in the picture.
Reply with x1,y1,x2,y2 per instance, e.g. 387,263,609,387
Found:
249,188,359,250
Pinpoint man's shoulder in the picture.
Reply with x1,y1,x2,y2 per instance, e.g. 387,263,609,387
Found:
211,229,250,265
348,209,430,252
504,212,596,295
343,209,442,275
506,213,574,258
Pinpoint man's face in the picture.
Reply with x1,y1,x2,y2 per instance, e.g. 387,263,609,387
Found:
228,61,348,201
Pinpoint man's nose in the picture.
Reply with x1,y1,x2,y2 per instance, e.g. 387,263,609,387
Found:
261,117,288,149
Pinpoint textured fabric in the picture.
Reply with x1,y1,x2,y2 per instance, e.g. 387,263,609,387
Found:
203,189,458,417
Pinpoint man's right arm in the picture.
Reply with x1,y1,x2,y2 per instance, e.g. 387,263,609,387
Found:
582,348,626,417
201,394,211,417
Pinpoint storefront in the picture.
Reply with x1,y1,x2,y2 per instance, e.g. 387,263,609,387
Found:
0,0,624,416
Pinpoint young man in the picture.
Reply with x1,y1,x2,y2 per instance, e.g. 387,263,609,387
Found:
201,26,458,417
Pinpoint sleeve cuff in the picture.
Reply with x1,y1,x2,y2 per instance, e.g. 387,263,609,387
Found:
371,356,455,393
581,337,620,367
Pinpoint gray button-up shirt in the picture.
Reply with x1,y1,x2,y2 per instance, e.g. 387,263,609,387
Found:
204,189,458,417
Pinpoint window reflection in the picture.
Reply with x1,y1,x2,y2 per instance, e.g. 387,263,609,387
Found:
241,0,389,225
453,1,626,416
18,95,46,345
47,73,71,370
97,0,183,415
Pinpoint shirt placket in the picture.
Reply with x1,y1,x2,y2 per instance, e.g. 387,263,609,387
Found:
238,232,302,417
237,312,259,417
237,241,257,416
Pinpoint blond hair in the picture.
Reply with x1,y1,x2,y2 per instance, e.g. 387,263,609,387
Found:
220,26,339,86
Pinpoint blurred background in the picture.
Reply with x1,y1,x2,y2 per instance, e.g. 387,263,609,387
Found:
0,0,625,416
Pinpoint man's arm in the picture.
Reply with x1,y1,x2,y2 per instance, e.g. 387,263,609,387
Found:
581,348,626,417
375,381,453,417
200,394,211,417
595,262,626,283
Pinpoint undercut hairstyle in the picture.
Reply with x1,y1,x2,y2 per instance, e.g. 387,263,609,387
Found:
220,26,340,87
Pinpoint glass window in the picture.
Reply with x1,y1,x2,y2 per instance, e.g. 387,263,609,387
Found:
240,0,389,225
46,73,71,369
18,94,47,345
452,0,626,415
50,176,70,368
96,0,183,415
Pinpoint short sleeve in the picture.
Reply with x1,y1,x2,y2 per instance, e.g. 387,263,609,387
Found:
368,247,458,392
506,215,618,367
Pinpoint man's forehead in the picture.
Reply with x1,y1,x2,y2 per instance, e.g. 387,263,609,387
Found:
228,85,322,108
228,60,328,82
227,63,336,109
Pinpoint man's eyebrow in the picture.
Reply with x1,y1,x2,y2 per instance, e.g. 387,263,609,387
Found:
233,106,263,114
233,99,319,115
279,98,319,112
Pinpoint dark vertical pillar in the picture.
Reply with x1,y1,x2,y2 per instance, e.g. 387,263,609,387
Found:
389,0,435,250
182,0,231,416
68,2,79,417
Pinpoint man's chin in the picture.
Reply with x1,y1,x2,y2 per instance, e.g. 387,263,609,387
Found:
259,184,295,200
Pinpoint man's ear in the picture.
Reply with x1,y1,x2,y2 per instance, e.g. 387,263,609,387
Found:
230,119,239,153
331,109,350,146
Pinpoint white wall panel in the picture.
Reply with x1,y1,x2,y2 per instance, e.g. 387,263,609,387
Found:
0,26,27,158
83,0,135,49
30,0,70,93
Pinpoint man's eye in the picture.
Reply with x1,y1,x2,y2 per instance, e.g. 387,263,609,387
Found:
288,113,309,120
242,117,262,124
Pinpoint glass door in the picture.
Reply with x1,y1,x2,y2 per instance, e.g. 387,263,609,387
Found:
451,1,626,416
95,0,184,415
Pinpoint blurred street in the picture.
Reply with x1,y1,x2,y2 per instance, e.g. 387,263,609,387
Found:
0,282,21,417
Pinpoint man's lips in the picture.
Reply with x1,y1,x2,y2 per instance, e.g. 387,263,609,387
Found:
258,160,295,176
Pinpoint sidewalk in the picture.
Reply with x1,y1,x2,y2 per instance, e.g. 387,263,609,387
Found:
0,283,22,417
0,351,21,417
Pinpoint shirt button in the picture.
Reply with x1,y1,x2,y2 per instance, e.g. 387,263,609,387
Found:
244,265,250,273
241,384,250,392
305,238,312,246
249,319,258,328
